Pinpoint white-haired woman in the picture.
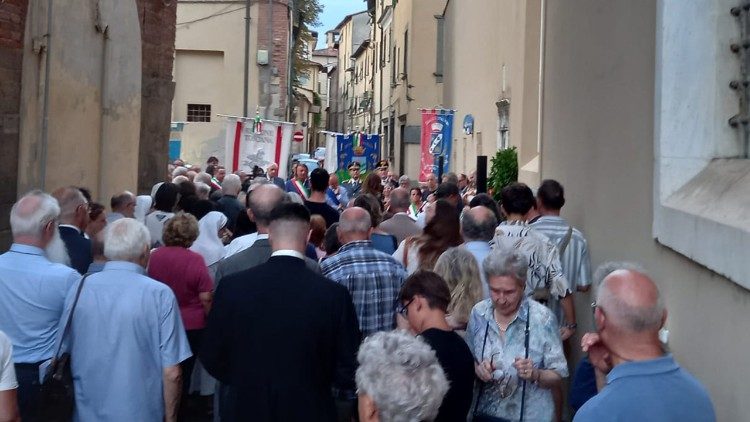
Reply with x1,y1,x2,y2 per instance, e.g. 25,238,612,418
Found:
467,249,568,422
356,330,449,422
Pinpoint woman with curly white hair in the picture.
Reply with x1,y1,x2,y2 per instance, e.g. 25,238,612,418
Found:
356,330,449,422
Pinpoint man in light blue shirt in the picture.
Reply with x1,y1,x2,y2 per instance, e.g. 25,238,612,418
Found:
461,205,496,298
575,266,715,421
0,191,80,421
60,218,191,422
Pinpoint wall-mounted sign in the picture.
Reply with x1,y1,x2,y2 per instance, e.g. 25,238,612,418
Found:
463,114,474,135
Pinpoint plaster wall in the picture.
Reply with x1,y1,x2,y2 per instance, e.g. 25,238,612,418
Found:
173,1,259,167
540,1,750,419
18,0,141,203
442,0,541,183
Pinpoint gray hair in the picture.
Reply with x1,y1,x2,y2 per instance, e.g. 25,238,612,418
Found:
221,174,242,195
52,187,86,222
338,207,372,234
389,188,411,211
461,206,497,242
483,249,528,286
172,166,188,178
172,175,189,185
194,182,211,199
10,190,61,238
398,175,410,184
194,172,212,185
103,218,151,262
595,261,665,332
356,330,449,422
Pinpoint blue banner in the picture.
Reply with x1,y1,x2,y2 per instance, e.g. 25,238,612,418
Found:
336,133,380,180
421,109,454,179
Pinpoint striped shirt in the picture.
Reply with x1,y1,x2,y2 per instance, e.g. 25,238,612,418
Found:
321,240,407,337
530,216,592,290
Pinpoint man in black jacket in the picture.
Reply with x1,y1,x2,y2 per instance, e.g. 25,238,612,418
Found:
202,202,361,421
51,186,92,274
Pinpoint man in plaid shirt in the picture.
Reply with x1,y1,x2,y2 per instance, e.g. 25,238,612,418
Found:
321,207,407,338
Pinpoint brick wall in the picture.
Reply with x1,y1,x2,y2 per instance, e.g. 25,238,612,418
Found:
257,0,291,119
136,0,176,194
0,0,28,247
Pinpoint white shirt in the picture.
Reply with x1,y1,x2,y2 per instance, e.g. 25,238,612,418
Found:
0,331,18,391
270,249,305,260
223,233,269,258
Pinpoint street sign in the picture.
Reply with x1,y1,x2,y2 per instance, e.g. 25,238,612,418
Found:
293,131,304,142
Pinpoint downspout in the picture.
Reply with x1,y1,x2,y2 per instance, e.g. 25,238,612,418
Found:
97,25,110,202
39,0,54,190
536,0,547,178
243,0,251,117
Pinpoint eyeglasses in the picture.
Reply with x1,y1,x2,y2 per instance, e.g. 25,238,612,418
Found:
396,298,414,316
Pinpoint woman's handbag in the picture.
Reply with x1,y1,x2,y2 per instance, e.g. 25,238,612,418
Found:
38,275,88,422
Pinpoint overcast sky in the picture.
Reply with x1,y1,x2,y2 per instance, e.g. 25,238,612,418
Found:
312,0,367,48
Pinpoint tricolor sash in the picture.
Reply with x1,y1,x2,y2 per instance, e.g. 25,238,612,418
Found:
292,179,310,200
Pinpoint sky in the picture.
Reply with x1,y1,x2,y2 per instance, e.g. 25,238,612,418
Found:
312,0,368,49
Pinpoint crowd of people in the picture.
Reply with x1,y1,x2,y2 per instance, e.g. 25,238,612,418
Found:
0,155,717,422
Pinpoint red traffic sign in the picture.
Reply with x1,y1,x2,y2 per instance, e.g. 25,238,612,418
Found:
293,131,304,142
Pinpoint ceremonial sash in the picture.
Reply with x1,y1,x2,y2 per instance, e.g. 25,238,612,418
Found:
326,188,341,207
408,203,420,220
292,179,310,199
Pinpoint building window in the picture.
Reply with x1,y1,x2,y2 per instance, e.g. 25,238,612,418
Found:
187,104,211,122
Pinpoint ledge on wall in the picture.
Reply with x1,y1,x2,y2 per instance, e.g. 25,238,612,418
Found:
654,159,750,290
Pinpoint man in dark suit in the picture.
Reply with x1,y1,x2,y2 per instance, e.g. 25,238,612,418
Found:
202,202,361,421
214,184,319,286
379,187,422,245
51,186,92,274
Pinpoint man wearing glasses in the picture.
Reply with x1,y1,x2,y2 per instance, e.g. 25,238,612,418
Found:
52,187,92,275
107,191,136,223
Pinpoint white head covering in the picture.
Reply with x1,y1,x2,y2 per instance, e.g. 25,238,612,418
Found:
134,195,153,223
190,211,228,266
150,182,164,199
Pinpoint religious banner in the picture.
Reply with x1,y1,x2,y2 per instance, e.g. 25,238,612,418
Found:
336,133,380,181
420,109,455,181
223,116,294,178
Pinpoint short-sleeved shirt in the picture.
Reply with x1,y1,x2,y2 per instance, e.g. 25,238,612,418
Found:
0,244,80,363
321,240,406,337
466,299,568,421
304,200,340,228
530,216,592,290
0,331,18,391
62,261,192,422
574,354,715,422
420,328,474,422
148,247,214,330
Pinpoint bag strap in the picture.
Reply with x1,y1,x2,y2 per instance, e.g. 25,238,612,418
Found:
53,274,89,359
473,320,491,419
559,225,574,255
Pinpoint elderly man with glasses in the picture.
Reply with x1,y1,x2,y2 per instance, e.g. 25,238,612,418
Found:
52,186,93,274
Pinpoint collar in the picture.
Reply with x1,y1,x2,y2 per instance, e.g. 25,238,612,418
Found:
9,243,45,256
499,219,528,227
393,211,409,217
257,233,269,239
537,215,567,224
59,224,82,234
270,249,305,260
607,354,679,384
464,240,491,250
339,240,373,252
103,261,146,274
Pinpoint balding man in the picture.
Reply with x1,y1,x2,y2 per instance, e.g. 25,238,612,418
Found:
378,188,421,244
0,191,80,420
202,203,360,421
461,205,497,298
53,186,93,274
108,191,136,223
321,207,407,338
216,185,319,281
266,163,285,190
574,264,715,422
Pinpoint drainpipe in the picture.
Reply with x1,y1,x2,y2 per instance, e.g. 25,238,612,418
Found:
39,0,54,190
536,0,547,178
98,25,110,202
243,0,251,117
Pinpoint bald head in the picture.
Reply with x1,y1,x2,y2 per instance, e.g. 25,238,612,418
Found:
462,206,497,242
389,188,411,212
248,184,285,229
597,269,665,333
338,207,372,244
10,190,61,242
52,186,88,227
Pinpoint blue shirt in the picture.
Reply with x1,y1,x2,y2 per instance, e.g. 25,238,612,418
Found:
466,298,568,421
320,240,406,337
463,241,491,299
0,244,80,363
574,354,715,422
61,261,192,422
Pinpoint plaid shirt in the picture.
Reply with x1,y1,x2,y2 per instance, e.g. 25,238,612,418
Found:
321,240,407,338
